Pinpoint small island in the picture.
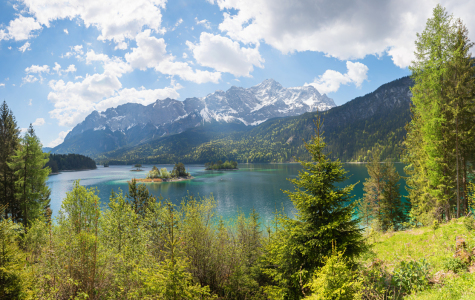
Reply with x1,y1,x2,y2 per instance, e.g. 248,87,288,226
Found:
205,160,238,170
130,164,143,171
132,162,193,183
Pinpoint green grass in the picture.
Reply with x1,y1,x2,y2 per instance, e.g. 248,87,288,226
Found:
361,218,475,299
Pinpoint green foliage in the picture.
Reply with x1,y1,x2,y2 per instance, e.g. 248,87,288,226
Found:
392,259,430,294
146,165,161,179
126,179,156,216
0,208,32,299
205,160,238,170
442,257,467,273
432,220,439,231
160,167,171,179
462,216,475,231
45,153,96,172
305,248,362,300
172,162,189,177
264,118,365,299
8,124,50,226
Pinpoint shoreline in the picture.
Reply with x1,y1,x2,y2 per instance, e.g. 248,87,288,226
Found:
130,176,194,183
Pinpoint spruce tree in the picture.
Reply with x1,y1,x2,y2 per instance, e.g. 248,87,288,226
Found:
0,101,20,220
265,117,365,299
361,148,385,229
380,161,406,231
9,124,50,226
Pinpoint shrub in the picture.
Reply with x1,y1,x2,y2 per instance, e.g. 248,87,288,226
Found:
392,259,430,294
442,257,467,273
305,250,362,300
462,216,475,231
146,166,161,179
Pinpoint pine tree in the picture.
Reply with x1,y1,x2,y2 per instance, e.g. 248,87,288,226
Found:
265,117,365,299
380,161,406,231
9,124,50,226
407,5,457,222
0,101,20,220
445,20,475,217
361,148,385,229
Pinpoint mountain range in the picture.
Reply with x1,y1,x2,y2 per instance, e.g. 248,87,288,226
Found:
53,79,335,156
52,76,414,163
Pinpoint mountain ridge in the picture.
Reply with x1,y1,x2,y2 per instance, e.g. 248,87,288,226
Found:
55,78,335,155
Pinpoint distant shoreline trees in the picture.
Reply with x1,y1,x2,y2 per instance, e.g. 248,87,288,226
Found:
45,153,97,173
205,160,238,170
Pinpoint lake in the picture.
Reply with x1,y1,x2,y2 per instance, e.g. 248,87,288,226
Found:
46,163,408,222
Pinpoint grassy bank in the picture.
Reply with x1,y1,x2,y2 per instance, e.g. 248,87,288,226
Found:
363,218,475,299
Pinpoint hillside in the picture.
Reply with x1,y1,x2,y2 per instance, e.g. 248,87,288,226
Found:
98,76,413,164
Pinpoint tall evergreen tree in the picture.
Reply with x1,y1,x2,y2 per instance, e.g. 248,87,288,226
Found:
9,124,50,226
379,161,406,231
0,101,20,220
446,20,475,217
407,5,456,222
360,148,385,229
264,117,365,299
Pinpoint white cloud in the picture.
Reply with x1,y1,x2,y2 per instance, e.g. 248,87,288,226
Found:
182,52,188,59
53,62,77,75
18,42,31,52
0,83,5,87
21,0,167,48
125,29,221,83
211,0,475,68
187,32,263,77
195,17,211,29
22,74,38,84
48,130,71,148
28,99,32,105
64,28,68,34
32,118,45,126
48,72,182,126
0,15,42,41
305,61,369,95
25,64,50,74
172,18,183,31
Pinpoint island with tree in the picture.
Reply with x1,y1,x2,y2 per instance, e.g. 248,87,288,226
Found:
45,153,97,173
205,160,238,170
132,162,193,183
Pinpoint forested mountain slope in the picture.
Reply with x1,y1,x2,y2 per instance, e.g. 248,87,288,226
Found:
98,76,413,164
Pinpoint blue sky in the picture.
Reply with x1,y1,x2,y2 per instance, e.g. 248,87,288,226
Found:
0,0,473,147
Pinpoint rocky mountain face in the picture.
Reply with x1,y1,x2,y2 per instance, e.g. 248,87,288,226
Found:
53,79,335,155
99,76,415,164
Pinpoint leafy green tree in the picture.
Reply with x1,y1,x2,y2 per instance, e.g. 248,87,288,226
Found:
9,125,50,226
264,118,365,299
360,148,385,229
0,101,20,220
172,162,188,177
0,206,32,299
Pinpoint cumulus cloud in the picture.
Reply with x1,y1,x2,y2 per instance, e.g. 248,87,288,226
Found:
20,0,167,48
125,29,221,83
64,29,68,34
53,62,77,75
47,70,182,127
48,130,71,148
305,61,369,95
22,74,38,84
29,99,32,105
172,18,183,31
211,0,475,68
0,15,42,41
0,83,5,87
25,64,50,74
18,42,31,52
61,45,84,59
187,32,263,77
32,118,45,126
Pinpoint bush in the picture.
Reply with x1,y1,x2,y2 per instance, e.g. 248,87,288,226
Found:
392,259,430,294
305,250,362,300
147,166,161,179
462,216,475,231
442,257,467,273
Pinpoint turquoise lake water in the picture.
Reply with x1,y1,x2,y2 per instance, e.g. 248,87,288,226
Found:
46,163,408,222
